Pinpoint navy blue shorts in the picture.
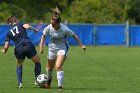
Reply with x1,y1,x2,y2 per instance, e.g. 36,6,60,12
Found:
14,43,37,60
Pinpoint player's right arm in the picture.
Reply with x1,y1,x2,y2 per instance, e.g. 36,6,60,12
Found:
1,41,9,54
23,24,38,32
40,35,46,54
39,26,49,54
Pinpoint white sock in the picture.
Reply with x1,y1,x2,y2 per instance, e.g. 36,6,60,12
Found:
57,70,64,87
46,67,53,79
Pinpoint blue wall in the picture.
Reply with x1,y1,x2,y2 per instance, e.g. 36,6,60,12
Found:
130,25,140,46
67,24,94,45
96,24,125,45
0,24,140,46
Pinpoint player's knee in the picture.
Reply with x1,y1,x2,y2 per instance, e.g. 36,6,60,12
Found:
17,64,23,67
32,56,40,63
16,61,23,66
56,66,62,71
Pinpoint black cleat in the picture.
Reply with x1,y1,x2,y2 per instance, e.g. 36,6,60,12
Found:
58,86,63,91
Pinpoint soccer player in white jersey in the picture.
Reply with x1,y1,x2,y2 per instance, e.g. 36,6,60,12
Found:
39,7,86,91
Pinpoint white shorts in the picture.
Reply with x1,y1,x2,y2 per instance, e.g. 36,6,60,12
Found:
48,48,68,60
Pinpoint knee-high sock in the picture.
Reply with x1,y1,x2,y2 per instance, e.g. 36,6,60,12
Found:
16,66,22,86
57,71,64,87
34,63,41,80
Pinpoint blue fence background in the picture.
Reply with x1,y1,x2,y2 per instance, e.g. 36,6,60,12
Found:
0,24,140,46
95,24,125,45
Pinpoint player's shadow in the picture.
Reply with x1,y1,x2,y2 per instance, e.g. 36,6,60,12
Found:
24,86,107,91
64,87,107,91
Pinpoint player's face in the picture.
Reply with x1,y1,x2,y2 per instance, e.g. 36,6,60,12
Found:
51,19,60,29
51,19,57,25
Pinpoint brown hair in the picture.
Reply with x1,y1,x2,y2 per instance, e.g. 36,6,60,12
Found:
51,7,61,24
7,16,18,25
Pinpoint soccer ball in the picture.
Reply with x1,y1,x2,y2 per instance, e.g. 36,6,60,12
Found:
37,74,48,88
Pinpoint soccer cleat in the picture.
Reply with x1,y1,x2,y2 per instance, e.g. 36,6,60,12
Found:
18,83,22,89
58,86,63,91
34,81,38,86
45,79,52,89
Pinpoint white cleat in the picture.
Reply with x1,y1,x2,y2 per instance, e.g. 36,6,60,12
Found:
34,81,38,86
18,83,22,89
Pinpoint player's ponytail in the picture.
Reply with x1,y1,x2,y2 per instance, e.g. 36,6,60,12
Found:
51,7,61,24
51,6,61,17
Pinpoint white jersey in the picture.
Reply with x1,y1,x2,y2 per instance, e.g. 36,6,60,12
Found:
43,23,74,50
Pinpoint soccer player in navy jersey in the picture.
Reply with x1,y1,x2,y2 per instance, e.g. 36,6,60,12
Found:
1,16,41,88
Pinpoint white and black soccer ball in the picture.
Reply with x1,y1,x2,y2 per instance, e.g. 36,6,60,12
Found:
37,74,48,88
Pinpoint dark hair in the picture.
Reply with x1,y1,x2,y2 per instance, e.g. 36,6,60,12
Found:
7,16,18,24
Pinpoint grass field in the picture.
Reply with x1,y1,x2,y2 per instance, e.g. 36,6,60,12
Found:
0,46,140,93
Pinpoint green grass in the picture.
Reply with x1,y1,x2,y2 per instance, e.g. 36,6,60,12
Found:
0,46,140,93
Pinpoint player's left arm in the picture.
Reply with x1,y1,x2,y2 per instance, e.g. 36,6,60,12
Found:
1,41,9,54
23,24,38,32
72,34,86,51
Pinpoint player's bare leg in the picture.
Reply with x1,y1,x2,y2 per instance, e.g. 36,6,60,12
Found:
30,54,41,85
16,59,24,88
45,59,55,89
56,54,65,91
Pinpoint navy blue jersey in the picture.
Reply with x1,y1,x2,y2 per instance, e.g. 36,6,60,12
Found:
5,22,32,48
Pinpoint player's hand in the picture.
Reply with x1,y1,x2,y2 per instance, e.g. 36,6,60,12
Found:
40,48,43,54
34,29,38,32
1,49,6,54
81,45,86,52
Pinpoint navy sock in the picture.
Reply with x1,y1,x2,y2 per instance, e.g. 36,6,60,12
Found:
34,63,41,80
16,66,22,86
